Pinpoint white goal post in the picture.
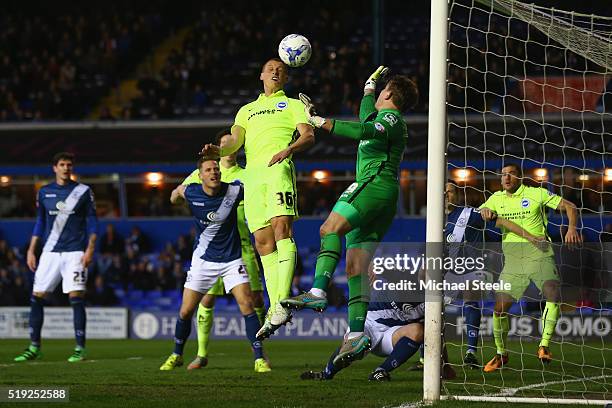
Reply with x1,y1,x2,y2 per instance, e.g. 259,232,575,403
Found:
424,0,612,405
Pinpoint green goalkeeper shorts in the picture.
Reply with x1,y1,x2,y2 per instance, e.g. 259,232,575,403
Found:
332,177,398,251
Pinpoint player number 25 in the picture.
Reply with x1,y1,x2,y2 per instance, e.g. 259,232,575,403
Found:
73,271,86,283
276,191,295,207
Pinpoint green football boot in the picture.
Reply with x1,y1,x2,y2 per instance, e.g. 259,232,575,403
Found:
14,345,42,362
67,347,87,362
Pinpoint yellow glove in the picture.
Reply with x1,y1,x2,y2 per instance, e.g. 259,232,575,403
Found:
364,65,389,93
299,93,326,128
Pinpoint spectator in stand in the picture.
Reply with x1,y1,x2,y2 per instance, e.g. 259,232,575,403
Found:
13,275,31,306
0,267,13,305
171,261,185,290
88,275,118,306
176,235,191,262
0,239,11,264
100,224,124,255
155,265,176,291
106,254,128,288
126,226,149,256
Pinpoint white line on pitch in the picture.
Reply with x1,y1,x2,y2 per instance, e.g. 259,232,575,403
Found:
493,374,612,397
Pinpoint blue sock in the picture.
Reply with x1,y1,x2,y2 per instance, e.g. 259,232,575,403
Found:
464,301,481,353
70,297,86,349
173,318,192,355
379,337,422,373
244,313,264,360
323,347,342,379
29,296,45,348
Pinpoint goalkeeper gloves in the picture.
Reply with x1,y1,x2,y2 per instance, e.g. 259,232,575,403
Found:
299,93,326,128
364,66,389,93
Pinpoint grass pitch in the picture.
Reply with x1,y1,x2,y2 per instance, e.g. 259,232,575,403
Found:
0,339,610,408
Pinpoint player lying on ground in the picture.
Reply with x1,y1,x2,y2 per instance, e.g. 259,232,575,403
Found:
281,67,419,367
15,152,97,363
161,157,270,373
177,130,266,370
479,163,581,372
302,302,426,381
201,58,315,341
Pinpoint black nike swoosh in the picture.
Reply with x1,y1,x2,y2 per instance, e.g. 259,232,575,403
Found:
279,259,290,263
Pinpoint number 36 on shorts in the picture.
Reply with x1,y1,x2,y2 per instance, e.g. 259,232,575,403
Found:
276,191,295,208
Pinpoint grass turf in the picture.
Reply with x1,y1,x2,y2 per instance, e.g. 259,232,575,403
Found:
0,339,610,408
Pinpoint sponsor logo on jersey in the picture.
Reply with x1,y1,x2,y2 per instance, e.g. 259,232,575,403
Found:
276,101,287,109
457,217,467,227
49,200,75,215
374,122,386,132
45,194,57,198
248,109,283,120
521,198,530,208
206,211,218,222
191,201,206,207
446,233,456,242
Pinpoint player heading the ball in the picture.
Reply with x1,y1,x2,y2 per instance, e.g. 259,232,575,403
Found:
200,58,315,341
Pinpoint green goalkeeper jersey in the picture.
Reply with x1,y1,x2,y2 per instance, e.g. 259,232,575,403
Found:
331,94,407,182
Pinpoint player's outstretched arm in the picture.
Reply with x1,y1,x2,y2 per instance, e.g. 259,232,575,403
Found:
556,198,582,244
170,185,187,204
200,126,245,159
479,207,497,222
361,66,388,122
299,93,389,141
495,216,548,252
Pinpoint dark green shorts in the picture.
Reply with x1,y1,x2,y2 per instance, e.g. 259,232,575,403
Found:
332,177,398,251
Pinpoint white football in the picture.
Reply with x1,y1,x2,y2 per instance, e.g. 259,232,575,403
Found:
278,34,312,67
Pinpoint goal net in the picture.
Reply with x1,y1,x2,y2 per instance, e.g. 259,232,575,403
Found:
436,0,612,404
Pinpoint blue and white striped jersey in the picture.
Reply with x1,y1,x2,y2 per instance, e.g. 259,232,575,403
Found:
184,181,243,263
368,300,425,328
33,181,98,252
444,206,498,274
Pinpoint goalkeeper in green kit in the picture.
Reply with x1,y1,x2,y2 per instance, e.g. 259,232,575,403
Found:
281,67,419,366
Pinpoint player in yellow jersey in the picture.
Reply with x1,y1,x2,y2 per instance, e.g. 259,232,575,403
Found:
174,130,268,372
201,58,315,340
479,163,581,371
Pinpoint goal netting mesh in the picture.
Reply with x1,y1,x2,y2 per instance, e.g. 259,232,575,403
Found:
442,0,612,403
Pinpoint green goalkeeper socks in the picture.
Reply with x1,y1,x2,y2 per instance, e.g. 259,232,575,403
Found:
260,251,279,309
313,233,342,291
196,305,214,358
348,275,369,332
493,313,509,355
539,302,560,348
276,238,297,301
254,306,266,325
